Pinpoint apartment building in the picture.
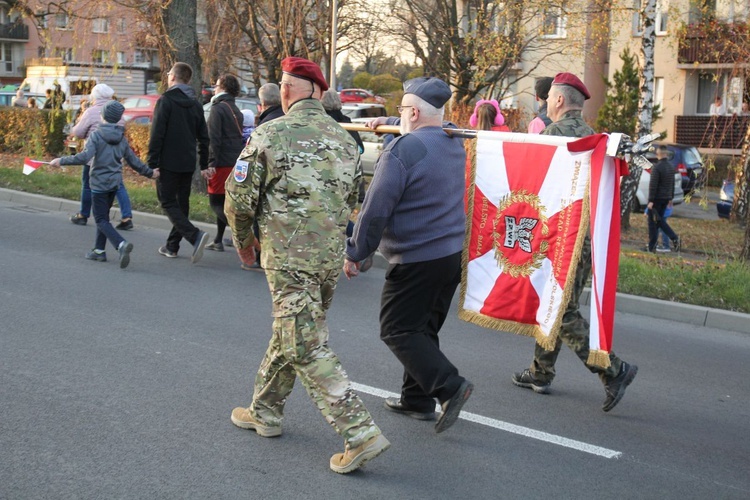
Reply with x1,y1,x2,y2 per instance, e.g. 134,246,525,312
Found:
0,0,160,101
0,0,28,85
607,0,748,154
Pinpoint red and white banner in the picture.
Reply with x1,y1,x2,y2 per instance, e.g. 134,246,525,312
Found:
458,132,625,367
23,158,48,175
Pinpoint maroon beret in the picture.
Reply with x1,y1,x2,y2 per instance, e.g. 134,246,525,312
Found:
552,72,590,100
281,57,329,91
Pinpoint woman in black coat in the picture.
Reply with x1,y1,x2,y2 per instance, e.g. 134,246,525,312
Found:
205,74,245,252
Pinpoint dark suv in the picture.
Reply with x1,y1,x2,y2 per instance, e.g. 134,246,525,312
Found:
647,142,705,195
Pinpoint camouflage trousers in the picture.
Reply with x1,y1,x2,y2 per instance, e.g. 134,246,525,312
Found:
530,235,623,384
248,268,380,448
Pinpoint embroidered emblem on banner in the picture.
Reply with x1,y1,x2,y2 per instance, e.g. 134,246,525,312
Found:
492,190,549,278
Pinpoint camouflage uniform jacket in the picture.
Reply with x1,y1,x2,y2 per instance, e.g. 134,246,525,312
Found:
224,98,362,272
541,110,594,138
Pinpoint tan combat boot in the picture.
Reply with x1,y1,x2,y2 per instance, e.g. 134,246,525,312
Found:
329,434,391,474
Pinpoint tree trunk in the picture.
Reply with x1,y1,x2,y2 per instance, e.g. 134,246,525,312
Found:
731,122,750,224
161,0,205,194
620,0,656,230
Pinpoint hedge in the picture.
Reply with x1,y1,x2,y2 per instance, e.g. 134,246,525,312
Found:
0,107,151,161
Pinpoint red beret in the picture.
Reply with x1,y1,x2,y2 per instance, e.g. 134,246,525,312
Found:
281,57,329,91
552,72,590,100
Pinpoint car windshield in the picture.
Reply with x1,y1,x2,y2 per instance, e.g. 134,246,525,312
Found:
342,108,356,118
122,98,141,109
682,147,702,165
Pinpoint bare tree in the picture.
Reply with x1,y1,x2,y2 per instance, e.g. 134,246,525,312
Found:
618,0,656,230
380,0,597,110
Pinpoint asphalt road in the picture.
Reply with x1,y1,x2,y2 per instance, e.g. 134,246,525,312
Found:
1,200,748,499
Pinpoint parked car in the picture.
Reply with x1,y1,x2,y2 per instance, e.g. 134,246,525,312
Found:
339,88,385,104
121,94,161,124
646,142,705,195
717,179,735,219
633,156,684,212
202,97,261,122
342,103,387,120
351,118,387,175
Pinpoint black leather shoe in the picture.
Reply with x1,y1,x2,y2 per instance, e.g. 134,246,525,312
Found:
383,398,436,421
435,380,474,433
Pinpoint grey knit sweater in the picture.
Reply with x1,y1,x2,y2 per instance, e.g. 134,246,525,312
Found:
346,120,465,264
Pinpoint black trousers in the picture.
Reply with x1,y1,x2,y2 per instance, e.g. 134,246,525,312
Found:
156,170,200,252
380,251,464,410
208,193,227,243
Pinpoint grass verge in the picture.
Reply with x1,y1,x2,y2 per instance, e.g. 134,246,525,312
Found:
1,154,748,313
0,154,213,222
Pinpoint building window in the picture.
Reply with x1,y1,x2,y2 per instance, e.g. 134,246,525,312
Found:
54,47,73,62
92,18,109,34
116,51,126,64
134,50,146,64
55,12,70,30
654,77,664,110
0,42,13,73
633,0,669,36
541,7,566,38
35,11,48,29
697,72,724,114
117,18,127,34
689,0,716,24
92,49,109,64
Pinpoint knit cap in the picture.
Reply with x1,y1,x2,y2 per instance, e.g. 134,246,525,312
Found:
102,100,125,123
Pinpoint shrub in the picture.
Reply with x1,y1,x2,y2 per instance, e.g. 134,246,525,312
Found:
369,74,402,96
352,72,373,90
0,107,66,157
125,122,151,162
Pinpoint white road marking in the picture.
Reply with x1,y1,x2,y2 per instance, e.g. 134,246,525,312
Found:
351,382,622,459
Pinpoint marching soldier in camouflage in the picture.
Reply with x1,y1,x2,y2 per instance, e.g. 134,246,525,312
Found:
225,57,389,474
512,72,638,412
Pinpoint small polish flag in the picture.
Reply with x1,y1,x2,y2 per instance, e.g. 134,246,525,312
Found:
23,158,48,175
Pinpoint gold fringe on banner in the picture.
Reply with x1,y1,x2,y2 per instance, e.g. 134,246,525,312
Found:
587,350,612,369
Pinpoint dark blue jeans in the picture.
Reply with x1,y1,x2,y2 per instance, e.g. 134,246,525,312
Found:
92,190,125,251
648,200,678,251
80,164,132,218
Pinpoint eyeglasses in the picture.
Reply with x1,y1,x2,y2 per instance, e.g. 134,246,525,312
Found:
397,105,414,113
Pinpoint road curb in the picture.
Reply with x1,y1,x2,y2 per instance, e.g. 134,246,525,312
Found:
3,187,748,334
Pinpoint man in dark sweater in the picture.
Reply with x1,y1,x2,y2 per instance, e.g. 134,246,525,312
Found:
148,62,211,263
344,77,473,434
647,145,680,252
256,83,285,126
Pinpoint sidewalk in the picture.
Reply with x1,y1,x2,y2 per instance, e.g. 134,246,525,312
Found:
2,186,748,335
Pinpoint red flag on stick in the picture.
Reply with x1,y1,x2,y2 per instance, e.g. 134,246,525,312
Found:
23,158,48,175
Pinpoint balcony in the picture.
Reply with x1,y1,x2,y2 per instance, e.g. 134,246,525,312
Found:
674,115,750,151
0,22,29,41
677,21,747,65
